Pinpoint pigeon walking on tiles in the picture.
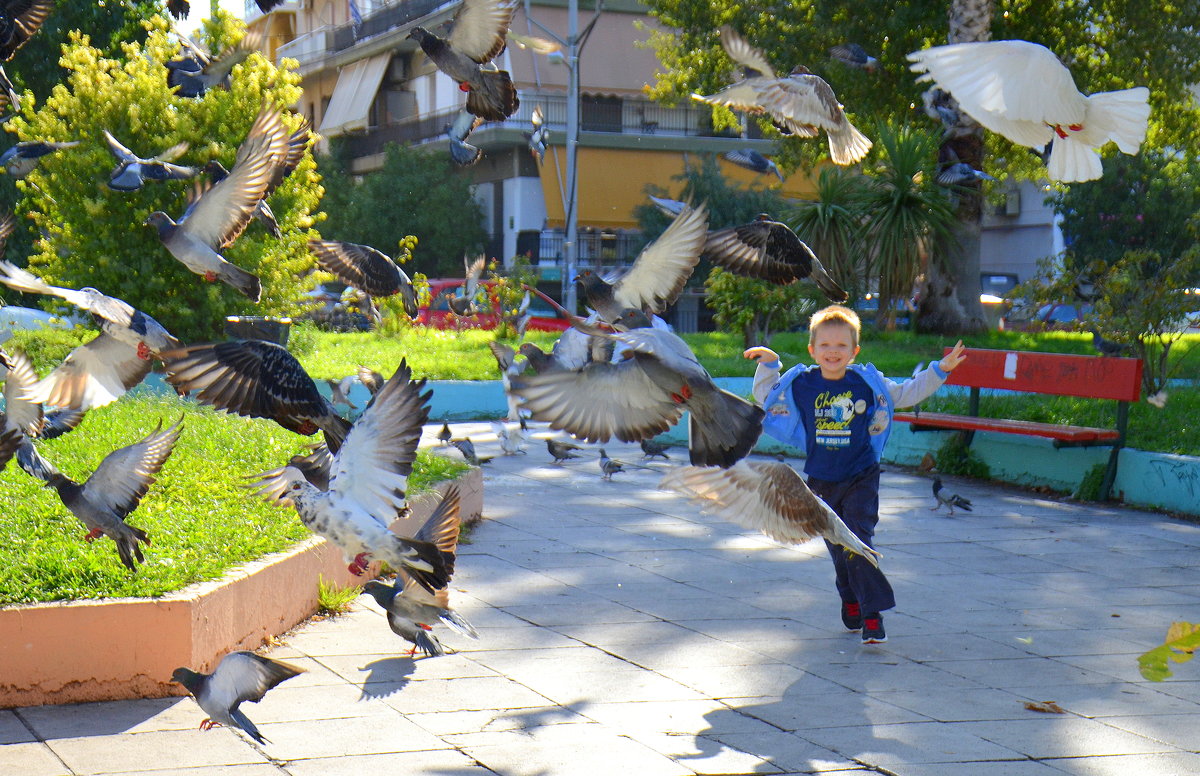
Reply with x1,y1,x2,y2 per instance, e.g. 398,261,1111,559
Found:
546,437,582,463
598,449,625,480
660,460,881,567
492,420,528,455
172,651,303,743
103,131,194,192
640,438,670,460
931,477,972,515
255,360,448,587
451,437,493,466
437,421,453,445
160,339,352,454
407,0,519,122
704,215,848,303
39,419,183,572
144,107,292,301
907,40,1150,182
693,27,871,166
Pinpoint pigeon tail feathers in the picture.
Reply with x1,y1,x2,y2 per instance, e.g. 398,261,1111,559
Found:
1046,134,1103,182
826,119,872,166
228,707,268,744
467,69,519,121
1081,87,1151,154
687,390,765,468
220,263,263,302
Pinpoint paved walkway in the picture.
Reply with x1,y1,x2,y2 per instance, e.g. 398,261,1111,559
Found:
5,422,1200,775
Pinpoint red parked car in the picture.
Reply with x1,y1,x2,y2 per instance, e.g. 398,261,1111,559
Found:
415,279,572,332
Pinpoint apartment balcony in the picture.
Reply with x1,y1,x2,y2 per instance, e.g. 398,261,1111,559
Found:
276,0,451,74
341,92,761,159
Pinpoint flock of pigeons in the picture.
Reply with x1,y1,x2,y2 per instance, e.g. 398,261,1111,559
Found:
0,0,1145,741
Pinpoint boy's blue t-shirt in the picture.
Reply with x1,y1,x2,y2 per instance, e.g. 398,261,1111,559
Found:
790,369,877,481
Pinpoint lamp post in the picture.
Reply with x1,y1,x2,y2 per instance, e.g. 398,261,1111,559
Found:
524,0,602,315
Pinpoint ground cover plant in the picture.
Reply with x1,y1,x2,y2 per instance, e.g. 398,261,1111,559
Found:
0,392,468,605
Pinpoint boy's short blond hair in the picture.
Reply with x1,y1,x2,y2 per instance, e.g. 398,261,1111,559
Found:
809,305,862,348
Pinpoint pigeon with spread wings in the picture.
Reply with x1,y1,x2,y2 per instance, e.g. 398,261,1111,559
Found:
172,651,302,743
308,239,419,320
445,255,486,316
202,116,310,238
41,419,183,572
693,27,871,166
724,149,784,181
408,0,519,122
0,0,54,113
704,214,847,302
907,40,1150,182
256,360,448,589
1,346,85,441
167,28,265,99
144,107,291,301
103,131,194,192
575,202,708,324
0,261,181,410
510,314,764,468
660,460,880,567
161,339,352,454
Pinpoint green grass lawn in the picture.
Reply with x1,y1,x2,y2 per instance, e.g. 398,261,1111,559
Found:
0,393,469,606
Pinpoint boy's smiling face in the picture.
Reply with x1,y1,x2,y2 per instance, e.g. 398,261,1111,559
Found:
808,321,860,380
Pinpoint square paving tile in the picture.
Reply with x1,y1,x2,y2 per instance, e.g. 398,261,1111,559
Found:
282,749,487,776
46,729,267,774
0,742,70,776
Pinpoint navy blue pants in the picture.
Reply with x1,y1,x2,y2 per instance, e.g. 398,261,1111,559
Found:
807,464,895,615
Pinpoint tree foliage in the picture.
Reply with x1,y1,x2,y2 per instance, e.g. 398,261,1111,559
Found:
318,141,488,279
704,267,817,348
4,14,322,341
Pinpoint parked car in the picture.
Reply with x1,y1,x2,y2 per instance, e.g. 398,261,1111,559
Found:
1001,301,1091,332
416,279,572,332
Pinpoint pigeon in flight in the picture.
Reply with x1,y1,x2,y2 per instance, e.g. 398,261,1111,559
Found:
489,340,528,421
202,117,310,238
510,314,765,468
144,107,292,301
103,131,194,192
258,359,448,586
931,477,972,515
907,40,1150,182
445,256,486,316
308,239,419,320
660,460,881,567
245,441,333,502
525,105,548,163
362,484,478,657
447,109,484,166
575,203,709,324
491,419,528,455
1,346,86,441
160,339,352,454
724,149,784,182
40,419,183,572
408,0,519,122
640,438,670,460
0,261,181,410
167,29,264,99
828,43,878,71
0,0,53,112
546,437,582,463
357,366,386,398
0,412,26,474
1,140,80,178
648,194,687,218
704,215,848,302
172,651,303,743
693,27,871,166
324,377,357,411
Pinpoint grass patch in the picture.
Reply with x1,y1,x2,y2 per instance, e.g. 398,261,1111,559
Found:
0,393,470,606
316,575,359,616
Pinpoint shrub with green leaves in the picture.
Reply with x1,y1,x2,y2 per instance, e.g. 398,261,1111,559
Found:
4,13,322,341
933,435,991,479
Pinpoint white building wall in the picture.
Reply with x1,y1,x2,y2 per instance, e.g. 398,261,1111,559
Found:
980,179,1062,288
503,176,548,265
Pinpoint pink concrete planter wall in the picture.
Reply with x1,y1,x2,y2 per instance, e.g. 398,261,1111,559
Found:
0,469,482,708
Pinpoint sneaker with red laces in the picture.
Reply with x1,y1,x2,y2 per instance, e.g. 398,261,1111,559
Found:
841,601,862,631
861,613,887,644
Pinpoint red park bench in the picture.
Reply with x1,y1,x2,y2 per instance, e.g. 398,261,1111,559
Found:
894,348,1143,501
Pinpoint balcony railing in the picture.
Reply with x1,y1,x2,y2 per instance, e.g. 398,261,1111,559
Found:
341,93,757,158
330,0,449,52
276,27,337,67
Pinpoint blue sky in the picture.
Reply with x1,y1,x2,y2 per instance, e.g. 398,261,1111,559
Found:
178,0,250,36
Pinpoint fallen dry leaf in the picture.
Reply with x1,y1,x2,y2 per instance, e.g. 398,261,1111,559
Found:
1023,700,1066,714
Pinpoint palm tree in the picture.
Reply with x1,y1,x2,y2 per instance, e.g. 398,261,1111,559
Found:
792,167,869,303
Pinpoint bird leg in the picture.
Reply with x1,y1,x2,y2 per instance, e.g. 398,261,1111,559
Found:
458,82,471,93
199,718,222,731
136,342,152,360
203,271,217,282
83,527,103,543
347,552,372,576
670,383,693,403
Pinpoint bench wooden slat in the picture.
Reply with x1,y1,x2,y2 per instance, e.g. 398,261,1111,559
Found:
894,412,1121,443
942,348,1142,402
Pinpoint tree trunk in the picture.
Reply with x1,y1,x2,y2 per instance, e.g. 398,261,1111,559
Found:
918,0,993,334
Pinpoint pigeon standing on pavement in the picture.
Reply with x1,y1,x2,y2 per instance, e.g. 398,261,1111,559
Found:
931,477,972,515
724,149,784,182
0,261,181,410
693,27,872,166
160,339,352,454
907,40,1150,182
363,485,478,657
546,437,582,463
660,460,881,567
144,107,292,301
103,131,194,192
492,420,528,455
38,420,183,572
640,438,670,460
437,421,453,445
511,314,765,468
172,651,303,744
308,239,419,320
257,359,448,586
598,448,624,480
704,214,848,303
1,140,80,178
407,0,519,122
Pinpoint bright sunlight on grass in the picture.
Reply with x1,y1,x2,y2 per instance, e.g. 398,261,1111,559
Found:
0,393,469,605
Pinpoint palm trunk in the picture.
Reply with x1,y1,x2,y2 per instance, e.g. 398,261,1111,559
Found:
917,0,993,334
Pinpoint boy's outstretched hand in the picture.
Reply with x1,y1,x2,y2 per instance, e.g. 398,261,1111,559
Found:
940,340,967,372
743,346,780,364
